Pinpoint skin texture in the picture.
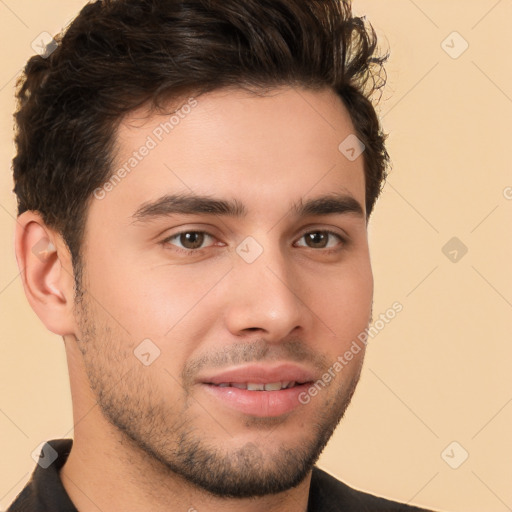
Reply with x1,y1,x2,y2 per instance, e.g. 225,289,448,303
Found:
15,86,373,512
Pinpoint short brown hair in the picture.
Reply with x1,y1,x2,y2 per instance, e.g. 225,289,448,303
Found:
12,0,389,279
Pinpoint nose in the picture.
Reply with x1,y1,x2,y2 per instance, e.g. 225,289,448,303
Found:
222,241,313,343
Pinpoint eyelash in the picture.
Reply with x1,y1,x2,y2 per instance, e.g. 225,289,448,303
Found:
161,229,346,256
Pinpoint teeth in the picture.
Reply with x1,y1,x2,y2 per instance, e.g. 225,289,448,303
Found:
264,382,282,391
214,381,299,391
247,383,265,391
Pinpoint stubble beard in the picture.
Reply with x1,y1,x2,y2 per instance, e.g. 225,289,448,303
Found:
73,276,363,498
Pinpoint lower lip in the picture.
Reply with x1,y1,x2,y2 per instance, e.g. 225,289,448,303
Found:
201,383,311,417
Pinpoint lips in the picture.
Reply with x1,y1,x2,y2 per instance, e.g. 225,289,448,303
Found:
200,364,316,387
198,364,316,417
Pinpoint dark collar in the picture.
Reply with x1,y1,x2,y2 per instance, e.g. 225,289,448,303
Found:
8,439,77,512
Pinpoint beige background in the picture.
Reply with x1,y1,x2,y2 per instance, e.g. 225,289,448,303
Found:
1,1,511,511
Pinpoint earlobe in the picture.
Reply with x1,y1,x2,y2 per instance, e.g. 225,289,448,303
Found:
14,211,77,336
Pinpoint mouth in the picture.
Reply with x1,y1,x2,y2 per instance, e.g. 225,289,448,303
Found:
208,381,308,391
198,364,316,417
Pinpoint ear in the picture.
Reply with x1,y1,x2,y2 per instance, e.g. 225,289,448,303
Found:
14,211,77,336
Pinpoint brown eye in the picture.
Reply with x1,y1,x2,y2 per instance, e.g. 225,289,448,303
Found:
296,231,344,250
304,232,328,249
164,231,215,251
179,232,205,249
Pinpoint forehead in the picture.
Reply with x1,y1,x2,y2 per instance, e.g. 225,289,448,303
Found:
89,86,366,228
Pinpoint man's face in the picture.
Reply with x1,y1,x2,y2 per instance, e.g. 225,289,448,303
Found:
73,86,373,497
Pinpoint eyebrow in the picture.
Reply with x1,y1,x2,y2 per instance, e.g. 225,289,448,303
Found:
130,192,365,224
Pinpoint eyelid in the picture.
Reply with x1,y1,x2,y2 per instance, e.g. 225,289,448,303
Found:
296,224,347,239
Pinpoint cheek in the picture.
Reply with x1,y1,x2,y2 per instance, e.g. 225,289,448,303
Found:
304,257,373,341
85,244,231,342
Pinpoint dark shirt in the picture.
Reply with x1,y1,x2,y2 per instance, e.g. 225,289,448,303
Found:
7,439,437,511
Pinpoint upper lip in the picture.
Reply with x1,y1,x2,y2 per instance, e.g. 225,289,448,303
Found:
198,363,317,385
